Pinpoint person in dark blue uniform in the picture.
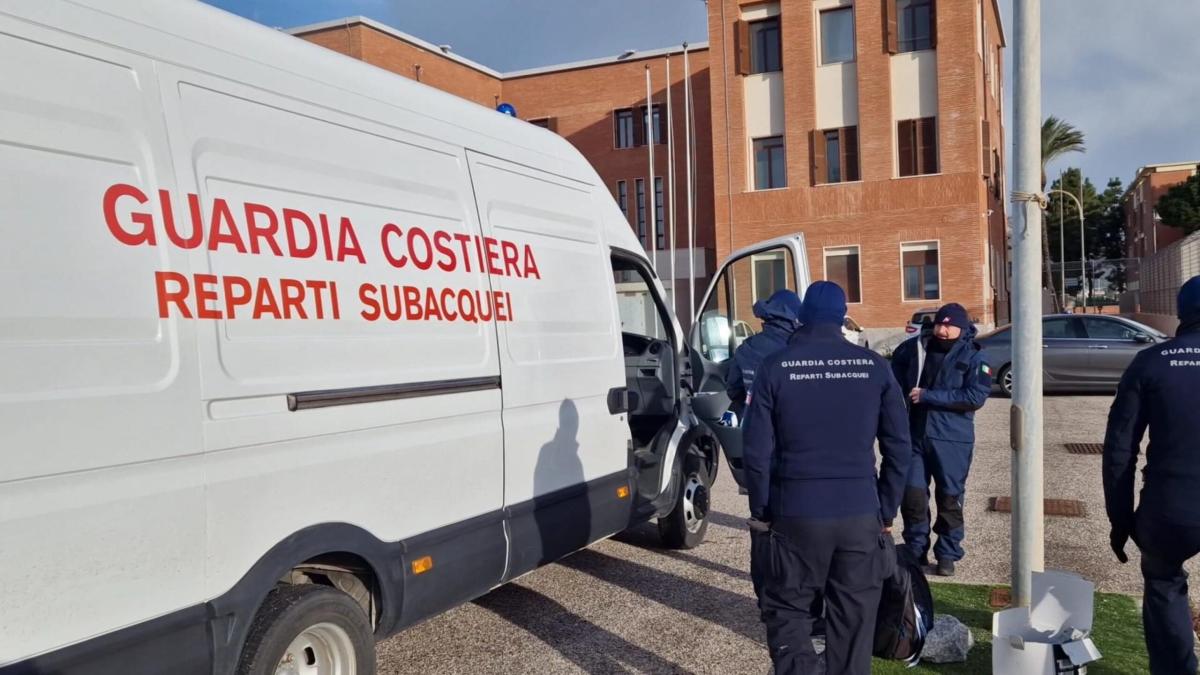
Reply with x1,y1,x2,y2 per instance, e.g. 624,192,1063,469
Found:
1104,275,1200,675
743,281,911,675
725,289,803,421
890,303,991,577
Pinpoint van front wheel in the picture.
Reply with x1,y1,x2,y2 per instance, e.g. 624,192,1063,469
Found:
658,454,712,549
237,584,375,675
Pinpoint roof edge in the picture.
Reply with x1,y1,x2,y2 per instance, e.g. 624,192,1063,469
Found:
287,16,504,78
504,42,710,79
286,16,708,81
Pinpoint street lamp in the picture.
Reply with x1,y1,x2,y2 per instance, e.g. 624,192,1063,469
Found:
1046,189,1086,311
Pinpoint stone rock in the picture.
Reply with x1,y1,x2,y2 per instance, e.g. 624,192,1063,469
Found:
922,614,974,663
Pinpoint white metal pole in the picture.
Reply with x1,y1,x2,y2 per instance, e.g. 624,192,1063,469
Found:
1058,170,1065,311
683,43,696,325
1012,0,1045,608
666,55,677,315
1079,174,1087,311
646,66,657,273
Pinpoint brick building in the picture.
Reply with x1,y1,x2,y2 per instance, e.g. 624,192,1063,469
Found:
290,17,714,321
708,0,1008,336
1122,162,1198,281
292,2,1008,338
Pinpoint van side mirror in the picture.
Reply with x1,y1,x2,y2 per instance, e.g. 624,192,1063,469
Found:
1134,333,1154,344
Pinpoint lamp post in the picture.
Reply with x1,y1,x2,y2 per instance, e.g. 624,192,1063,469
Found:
1046,189,1085,311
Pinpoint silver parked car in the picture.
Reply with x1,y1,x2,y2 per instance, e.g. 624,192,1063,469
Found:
976,315,1167,395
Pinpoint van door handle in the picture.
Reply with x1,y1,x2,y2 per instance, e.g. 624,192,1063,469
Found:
1088,345,1109,350
607,387,630,414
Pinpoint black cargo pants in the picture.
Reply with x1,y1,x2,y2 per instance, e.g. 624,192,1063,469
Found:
751,513,887,675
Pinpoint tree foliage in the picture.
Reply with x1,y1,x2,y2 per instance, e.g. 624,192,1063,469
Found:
1156,170,1200,234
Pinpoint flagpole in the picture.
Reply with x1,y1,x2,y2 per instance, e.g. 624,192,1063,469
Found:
666,55,677,316
645,66,657,274
683,42,696,326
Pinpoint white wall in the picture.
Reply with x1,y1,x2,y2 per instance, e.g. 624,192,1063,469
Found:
815,62,859,130
890,50,938,121
744,72,784,138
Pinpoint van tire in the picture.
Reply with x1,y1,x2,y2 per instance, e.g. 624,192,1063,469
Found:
657,453,711,549
237,584,375,675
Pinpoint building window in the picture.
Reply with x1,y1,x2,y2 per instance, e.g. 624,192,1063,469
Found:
528,117,556,131
640,104,666,145
813,126,859,184
654,177,665,250
616,180,628,221
898,117,938,177
897,0,935,52
750,17,782,73
902,241,940,301
615,109,636,148
820,7,856,65
753,251,789,303
753,136,787,190
825,246,862,303
635,178,647,245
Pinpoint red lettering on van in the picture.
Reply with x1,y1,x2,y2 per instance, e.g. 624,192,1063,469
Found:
223,275,253,319
208,198,247,253
103,183,156,246
283,209,318,258
154,271,192,318
336,217,366,264
160,191,203,248
522,245,541,280
244,202,284,257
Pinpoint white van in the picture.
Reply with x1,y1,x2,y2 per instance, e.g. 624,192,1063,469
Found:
0,2,809,673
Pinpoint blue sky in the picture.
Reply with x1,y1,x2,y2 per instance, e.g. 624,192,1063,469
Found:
203,0,1200,189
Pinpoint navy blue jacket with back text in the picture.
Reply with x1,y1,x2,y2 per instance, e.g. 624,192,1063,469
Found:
890,325,991,444
1103,321,1200,531
742,323,912,524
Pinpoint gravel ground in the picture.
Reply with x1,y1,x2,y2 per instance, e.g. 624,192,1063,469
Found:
376,395,1171,673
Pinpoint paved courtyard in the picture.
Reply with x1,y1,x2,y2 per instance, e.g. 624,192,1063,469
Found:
377,395,1169,673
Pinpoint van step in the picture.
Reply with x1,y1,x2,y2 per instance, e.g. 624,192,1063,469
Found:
633,449,660,467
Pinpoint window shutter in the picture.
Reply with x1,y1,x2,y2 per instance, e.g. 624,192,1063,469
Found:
842,126,860,182
885,0,899,54
981,119,990,177
613,112,621,147
812,130,827,185
547,117,558,133
919,118,938,174
929,0,938,49
897,120,915,176
634,108,646,146
735,20,751,75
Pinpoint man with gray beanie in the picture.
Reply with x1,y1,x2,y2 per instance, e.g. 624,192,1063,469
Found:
1104,275,1200,674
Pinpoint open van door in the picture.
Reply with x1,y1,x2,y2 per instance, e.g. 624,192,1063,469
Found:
688,235,811,489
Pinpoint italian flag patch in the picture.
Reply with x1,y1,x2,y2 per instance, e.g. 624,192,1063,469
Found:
982,364,993,376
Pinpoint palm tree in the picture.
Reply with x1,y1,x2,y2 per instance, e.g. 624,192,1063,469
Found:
1041,117,1086,311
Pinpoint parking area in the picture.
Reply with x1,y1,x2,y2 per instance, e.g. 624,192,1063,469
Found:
377,395,1176,673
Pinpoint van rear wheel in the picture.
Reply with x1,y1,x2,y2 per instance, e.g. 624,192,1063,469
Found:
237,584,375,675
658,453,712,549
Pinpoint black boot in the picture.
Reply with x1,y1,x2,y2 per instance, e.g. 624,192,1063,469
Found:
936,559,955,577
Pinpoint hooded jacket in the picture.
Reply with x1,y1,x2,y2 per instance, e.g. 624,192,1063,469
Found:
890,323,992,444
726,290,802,416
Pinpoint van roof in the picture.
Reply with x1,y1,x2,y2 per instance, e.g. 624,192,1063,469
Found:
56,0,589,178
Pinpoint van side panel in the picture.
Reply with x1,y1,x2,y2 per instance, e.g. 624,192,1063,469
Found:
153,67,508,607
465,152,633,578
0,24,205,664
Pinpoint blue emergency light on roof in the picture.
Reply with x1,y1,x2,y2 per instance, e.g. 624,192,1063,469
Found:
496,102,517,117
